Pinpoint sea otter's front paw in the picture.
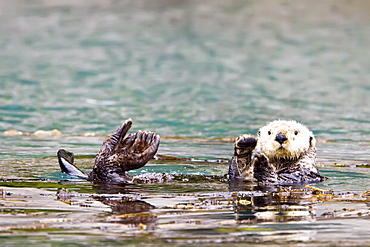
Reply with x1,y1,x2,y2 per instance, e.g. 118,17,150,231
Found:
235,134,257,149
253,152,277,184
234,134,257,157
253,151,269,165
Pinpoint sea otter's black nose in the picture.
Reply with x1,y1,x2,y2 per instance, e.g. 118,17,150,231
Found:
275,132,287,144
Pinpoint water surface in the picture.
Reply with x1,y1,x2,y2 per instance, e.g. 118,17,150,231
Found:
0,0,369,246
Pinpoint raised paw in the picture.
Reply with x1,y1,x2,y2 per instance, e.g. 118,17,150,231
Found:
235,134,257,149
234,134,257,157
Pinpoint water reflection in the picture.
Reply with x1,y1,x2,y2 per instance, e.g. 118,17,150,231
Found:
56,178,355,228
93,196,157,226
0,175,368,245
57,187,157,226
233,189,317,224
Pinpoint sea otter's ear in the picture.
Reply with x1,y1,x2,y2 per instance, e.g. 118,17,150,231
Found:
309,135,316,148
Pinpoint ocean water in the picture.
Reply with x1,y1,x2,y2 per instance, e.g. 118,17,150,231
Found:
0,1,369,246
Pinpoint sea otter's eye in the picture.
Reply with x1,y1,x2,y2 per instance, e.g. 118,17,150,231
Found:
294,130,299,135
267,131,271,135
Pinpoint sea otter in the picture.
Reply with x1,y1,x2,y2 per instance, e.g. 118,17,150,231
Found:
228,120,327,185
57,118,169,183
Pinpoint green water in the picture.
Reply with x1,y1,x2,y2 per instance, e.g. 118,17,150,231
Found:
0,0,370,246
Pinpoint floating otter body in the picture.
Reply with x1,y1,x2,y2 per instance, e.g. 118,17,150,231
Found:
228,120,327,185
57,119,165,183
59,119,326,186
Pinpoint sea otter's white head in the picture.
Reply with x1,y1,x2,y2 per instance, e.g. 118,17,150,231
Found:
256,120,316,162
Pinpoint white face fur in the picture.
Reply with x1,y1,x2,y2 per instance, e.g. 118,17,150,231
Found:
256,120,316,161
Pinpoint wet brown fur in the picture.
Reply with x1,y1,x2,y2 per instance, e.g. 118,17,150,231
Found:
88,119,160,182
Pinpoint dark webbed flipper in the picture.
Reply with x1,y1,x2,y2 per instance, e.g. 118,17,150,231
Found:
111,131,160,171
96,118,133,155
57,119,160,183
57,149,88,179
90,119,160,182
